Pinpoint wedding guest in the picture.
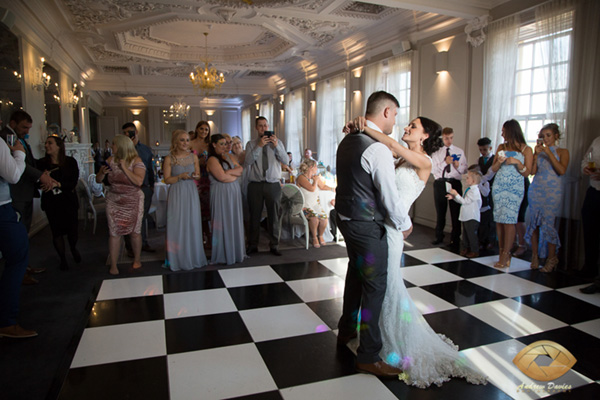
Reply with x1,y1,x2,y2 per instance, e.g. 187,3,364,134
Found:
477,137,495,249
37,135,80,270
96,135,145,275
525,124,569,271
163,130,207,271
580,135,600,293
490,120,533,269
190,120,211,248
207,134,245,265
296,159,333,248
447,170,482,258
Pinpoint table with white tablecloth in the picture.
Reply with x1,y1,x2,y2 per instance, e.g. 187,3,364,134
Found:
151,182,169,228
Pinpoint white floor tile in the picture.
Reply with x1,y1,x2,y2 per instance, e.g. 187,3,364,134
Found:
404,248,466,264
468,274,551,298
286,276,345,302
461,339,593,400
462,298,567,338
70,320,166,368
406,287,458,314
557,285,600,307
401,264,463,286
96,276,163,301
472,255,532,273
168,343,277,400
218,266,283,288
163,288,237,320
280,373,397,400
319,257,349,277
572,318,600,340
239,303,328,342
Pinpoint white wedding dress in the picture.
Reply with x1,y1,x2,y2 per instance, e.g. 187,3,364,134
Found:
380,158,487,388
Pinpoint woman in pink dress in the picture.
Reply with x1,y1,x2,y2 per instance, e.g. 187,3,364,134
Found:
190,120,211,249
96,135,146,275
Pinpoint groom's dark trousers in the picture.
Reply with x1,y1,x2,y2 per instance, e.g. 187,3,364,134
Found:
337,216,388,364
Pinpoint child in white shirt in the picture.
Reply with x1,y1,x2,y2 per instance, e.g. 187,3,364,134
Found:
446,170,482,257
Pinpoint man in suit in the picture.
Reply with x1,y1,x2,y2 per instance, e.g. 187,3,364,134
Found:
1,110,56,280
121,122,156,255
336,91,412,378
431,127,468,248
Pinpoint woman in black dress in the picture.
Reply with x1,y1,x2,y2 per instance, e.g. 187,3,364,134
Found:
37,135,80,270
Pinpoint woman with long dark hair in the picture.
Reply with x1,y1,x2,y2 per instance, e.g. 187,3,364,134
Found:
37,135,80,270
490,119,533,269
190,120,212,249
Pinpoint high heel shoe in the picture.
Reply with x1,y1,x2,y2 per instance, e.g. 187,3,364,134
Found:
494,251,512,269
312,237,320,248
540,255,558,273
530,255,540,270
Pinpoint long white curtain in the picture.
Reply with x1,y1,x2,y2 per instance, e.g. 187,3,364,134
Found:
284,90,304,167
241,107,251,145
316,74,346,170
388,53,412,140
483,15,520,149
364,61,384,101
259,101,273,128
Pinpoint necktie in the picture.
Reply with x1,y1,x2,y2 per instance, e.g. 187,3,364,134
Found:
262,145,269,178
443,147,451,178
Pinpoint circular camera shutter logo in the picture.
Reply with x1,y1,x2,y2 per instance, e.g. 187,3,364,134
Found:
513,340,577,381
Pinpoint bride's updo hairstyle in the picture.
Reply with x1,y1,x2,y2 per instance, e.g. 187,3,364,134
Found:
299,159,317,175
419,116,443,156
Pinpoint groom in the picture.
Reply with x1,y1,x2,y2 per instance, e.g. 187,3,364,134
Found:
336,91,413,378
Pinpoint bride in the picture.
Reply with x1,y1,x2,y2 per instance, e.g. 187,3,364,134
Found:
346,116,488,388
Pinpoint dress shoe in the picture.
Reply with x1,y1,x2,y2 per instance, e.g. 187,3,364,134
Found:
0,324,38,338
431,239,443,245
460,249,468,256
465,251,479,258
580,283,600,294
270,248,282,256
246,246,258,255
337,331,358,345
26,266,46,274
356,360,403,379
22,273,38,285
142,245,156,253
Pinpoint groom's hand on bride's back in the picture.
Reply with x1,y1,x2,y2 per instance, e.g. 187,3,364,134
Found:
402,225,413,239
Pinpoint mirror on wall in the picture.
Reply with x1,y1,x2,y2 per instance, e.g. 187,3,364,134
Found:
43,63,61,134
0,24,22,125
162,108,186,144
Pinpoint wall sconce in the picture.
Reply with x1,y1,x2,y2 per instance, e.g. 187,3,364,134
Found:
255,103,260,111
131,109,142,116
155,141,160,147
205,110,215,117
279,94,284,104
66,83,81,109
351,74,363,94
310,82,316,92
32,57,51,91
435,51,449,74
308,90,316,103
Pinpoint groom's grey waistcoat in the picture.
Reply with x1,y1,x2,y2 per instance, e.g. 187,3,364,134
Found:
335,132,385,222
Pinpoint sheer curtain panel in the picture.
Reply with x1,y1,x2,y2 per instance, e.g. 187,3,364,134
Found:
284,90,304,167
316,74,346,171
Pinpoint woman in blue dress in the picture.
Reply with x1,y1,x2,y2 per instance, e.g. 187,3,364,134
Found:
525,123,569,272
163,130,208,271
490,120,533,269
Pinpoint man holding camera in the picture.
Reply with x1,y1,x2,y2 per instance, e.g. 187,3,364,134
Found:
244,116,288,256
431,127,467,248
121,122,155,254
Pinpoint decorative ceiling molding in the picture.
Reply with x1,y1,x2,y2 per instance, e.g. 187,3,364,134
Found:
102,65,130,74
333,1,397,20
88,45,144,63
270,16,351,46
203,0,315,9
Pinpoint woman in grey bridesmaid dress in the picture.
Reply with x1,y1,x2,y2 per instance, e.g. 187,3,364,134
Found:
163,130,208,271
207,134,246,265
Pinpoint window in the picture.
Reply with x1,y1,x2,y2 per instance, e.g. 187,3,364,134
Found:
316,74,346,170
284,90,304,166
241,107,251,145
513,12,573,146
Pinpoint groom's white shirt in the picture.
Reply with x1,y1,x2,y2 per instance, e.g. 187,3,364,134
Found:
357,120,411,231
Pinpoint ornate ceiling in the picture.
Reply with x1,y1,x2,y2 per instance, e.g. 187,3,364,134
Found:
34,0,505,106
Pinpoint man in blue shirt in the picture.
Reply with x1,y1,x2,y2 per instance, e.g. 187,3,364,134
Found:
122,122,155,254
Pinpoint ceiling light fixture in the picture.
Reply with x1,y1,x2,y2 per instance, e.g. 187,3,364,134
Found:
163,97,190,122
189,31,225,97
32,57,51,91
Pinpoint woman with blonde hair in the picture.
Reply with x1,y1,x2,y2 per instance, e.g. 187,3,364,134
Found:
96,135,146,275
163,130,207,270
296,159,333,247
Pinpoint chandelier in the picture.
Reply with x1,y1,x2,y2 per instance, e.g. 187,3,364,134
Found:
53,83,81,108
32,57,51,91
163,97,190,122
189,32,225,96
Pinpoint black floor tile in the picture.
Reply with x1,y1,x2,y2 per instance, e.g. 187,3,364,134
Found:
401,253,426,267
513,291,600,324
306,298,343,330
162,270,225,293
420,281,506,307
434,259,504,279
545,383,600,399
509,269,590,289
382,373,513,400
227,282,303,310
424,309,512,350
226,391,284,400
87,295,164,328
59,356,169,400
270,261,335,281
517,326,600,381
165,312,253,354
256,331,356,388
